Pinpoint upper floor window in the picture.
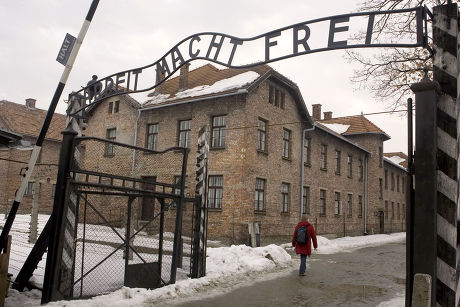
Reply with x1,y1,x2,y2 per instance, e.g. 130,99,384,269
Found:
25,181,34,196
391,172,395,191
379,146,383,168
384,169,388,189
304,137,311,166
282,129,291,159
178,120,191,148
303,186,310,214
320,144,327,170
334,192,341,215
347,155,353,178
397,175,400,192
105,128,116,156
257,118,267,152
212,115,226,148
146,124,158,150
335,150,341,175
358,158,363,181
281,183,290,213
379,178,383,199
269,85,285,109
319,189,326,216
254,178,266,212
108,100,120,114
402,177,405,194
208,175,223,209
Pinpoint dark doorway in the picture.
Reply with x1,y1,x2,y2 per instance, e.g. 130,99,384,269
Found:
379,211,385,234
141,176,157,220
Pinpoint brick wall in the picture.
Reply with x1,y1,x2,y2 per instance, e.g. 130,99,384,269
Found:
382,161,407,233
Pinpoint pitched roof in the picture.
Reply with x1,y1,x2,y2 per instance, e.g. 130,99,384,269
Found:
0,100,66,141
141,64,311,121
384,152,408,169
319,115,390,141
314,122,371,154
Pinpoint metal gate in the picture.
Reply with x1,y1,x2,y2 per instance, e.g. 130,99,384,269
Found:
45,132,194,300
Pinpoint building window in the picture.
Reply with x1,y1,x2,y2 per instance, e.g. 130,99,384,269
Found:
174,175,188,196
275,88,280,107
385,201,388,220
379,146,383,168
303,186,310,214
379,178,383,199
25,182,34,196
178,120,191,148
304,137,311,166
212,115,226,148
320,144,327,170
391,201,394,219
347,194,352,217
358,195,363,217
335,150,341,175
402,203,406,220
254,178,265,212
146,124,158,150
334,192,341,215
281,183,290,213
384,170,388,189
397,203,400,220
52,184,56,198
319,189,326,216
269,86,274,104
282,129,291,159
280,92,285,109
397,175,400,192
108,100,120,114
391,172,395,191
258,118,267,152
105,128,116,156
347,155,353,178
358,158,363,181
402,177,405,194
208,175,223,209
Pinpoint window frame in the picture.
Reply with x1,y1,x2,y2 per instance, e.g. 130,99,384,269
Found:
320,144,327,171
211,115,226,148
146,123,159,151
347,193,353,217
358,195,363,217
319,189,326,216
208,175,223,210
334,191,341,216
304,137,311,166
281,182,290,213
282,128,291,159
347,154,353,178
302,186,310,214
257,118,268,152
358,158,363,181
178,119,191,148
334,150,341,175
105,128,116,156
379,178,383,199
254,178,266,212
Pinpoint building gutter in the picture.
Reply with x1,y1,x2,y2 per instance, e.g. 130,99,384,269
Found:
300,123,316,219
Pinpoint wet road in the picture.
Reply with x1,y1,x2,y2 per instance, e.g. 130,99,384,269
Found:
172,242,405,307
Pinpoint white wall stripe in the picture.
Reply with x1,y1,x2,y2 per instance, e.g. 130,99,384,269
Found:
434,50,458,78
438,127,458,159
438,214,457,247
434,17,458,37
438,170,458,203
438,94,457,118
437,257,457,291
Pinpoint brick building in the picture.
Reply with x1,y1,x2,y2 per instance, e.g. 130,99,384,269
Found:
0,99,66,215
83,64,408,242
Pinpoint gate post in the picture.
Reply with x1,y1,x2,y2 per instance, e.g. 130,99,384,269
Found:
411,72,440,306
42,125,77,304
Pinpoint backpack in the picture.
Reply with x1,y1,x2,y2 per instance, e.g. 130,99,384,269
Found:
296,225,308,244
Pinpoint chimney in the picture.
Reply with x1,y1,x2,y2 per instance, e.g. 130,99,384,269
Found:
311,104,322,121
323,111,333,120
179,63,191,91
155,69,166,93
25,98,36,109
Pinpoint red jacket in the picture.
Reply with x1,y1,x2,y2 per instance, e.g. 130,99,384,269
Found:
292,221,318,255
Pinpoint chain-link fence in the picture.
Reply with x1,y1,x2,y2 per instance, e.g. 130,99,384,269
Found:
55,136,192,299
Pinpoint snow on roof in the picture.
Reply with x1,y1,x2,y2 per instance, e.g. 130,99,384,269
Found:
385,155,406,166
320,123,350,134
143,71,260,106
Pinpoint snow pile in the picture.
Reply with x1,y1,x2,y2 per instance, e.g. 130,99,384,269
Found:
320,123,350,134
377,292,405,307
143,71,260,106
385,155,406,166
315,233,405,254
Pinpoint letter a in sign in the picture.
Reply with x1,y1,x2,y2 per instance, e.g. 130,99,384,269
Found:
56,33,77,66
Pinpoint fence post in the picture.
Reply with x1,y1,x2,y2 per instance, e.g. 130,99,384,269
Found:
411,72,440,306
41,125,77,304
29,179,40,244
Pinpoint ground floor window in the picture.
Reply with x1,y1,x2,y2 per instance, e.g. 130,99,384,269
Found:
334,192,341,215
208,175,223,209
302,186,310,214
254,178,265,212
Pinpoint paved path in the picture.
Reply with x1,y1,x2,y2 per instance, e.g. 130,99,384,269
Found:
171,242,405,307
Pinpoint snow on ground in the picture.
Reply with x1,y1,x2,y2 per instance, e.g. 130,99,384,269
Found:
320,123,350,134
3,213,406,306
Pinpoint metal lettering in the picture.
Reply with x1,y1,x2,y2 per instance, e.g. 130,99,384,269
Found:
328,17,349,48
156,58,171,83
228,38,243,65
132,69,142,91
115,72,126,90
293,25,311,54
171,47,186,70
189,36,201,58
365,14,375,45
265,31,281,61
205,34,225,61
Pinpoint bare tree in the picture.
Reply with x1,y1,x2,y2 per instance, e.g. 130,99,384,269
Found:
346,0,453,108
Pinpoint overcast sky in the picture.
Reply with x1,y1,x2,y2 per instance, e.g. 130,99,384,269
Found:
0,0,417,154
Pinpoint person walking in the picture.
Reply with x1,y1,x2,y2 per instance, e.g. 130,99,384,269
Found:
292,215,318,276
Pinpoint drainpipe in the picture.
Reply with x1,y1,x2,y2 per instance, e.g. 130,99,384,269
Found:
131,109,141,173
363,154,369,234
300,123,316,219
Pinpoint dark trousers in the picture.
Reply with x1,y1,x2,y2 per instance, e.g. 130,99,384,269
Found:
299,254,307,274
